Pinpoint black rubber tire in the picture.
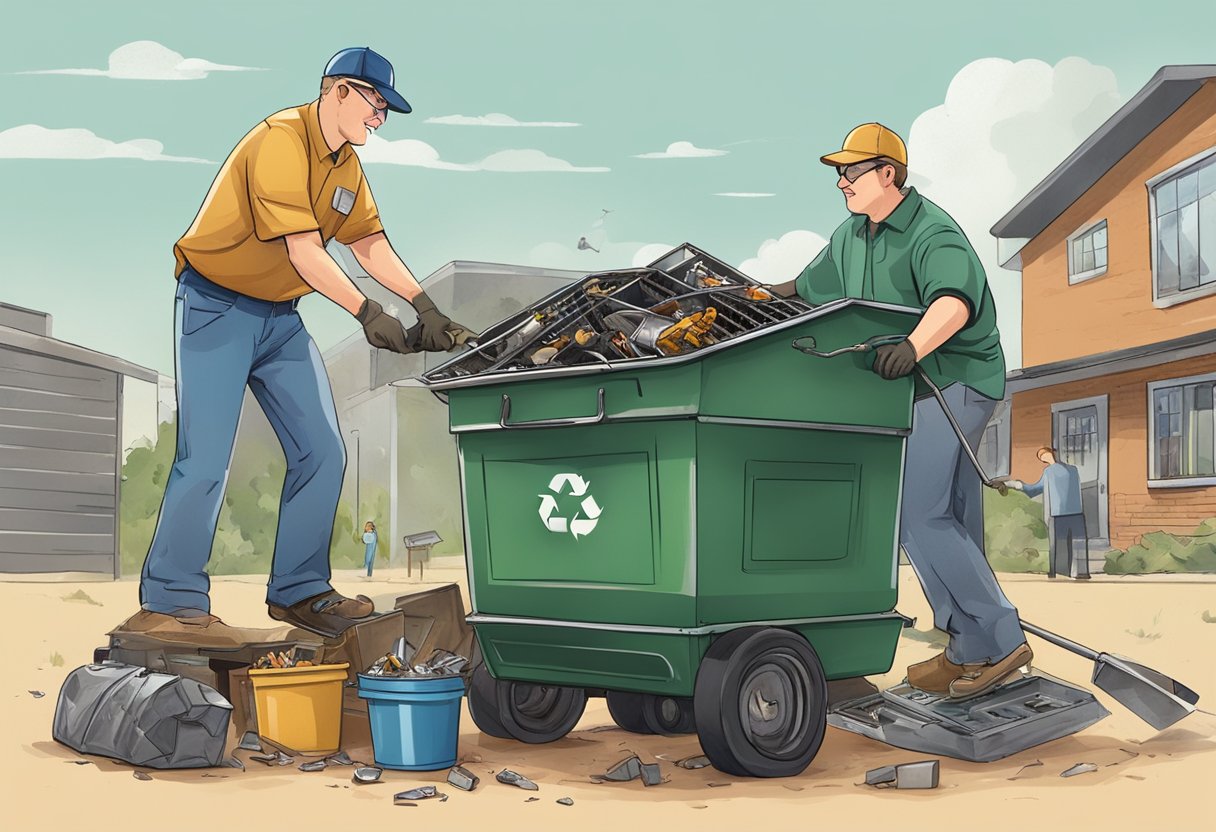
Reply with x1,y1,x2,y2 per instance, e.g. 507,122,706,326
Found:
693,627,828,778
605,690,653,734
496,681,587,744
467,662,514,739
641,695,697,735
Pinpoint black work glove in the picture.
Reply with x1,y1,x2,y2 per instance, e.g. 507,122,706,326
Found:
872,339,918,380
356,298,414,354
410,291,455,352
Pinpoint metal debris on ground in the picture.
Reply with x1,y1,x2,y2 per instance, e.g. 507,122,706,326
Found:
447,765,479,791
706,782,731,788
394,786,443,803
237,731,263,752
525,797,539,803
133,771,152,781
1061,763,1099,778
1008,760,1043,781
674,755,711,769
557,797,574,806
251,648,315,669
250,751,293,767
640,763,663,786
299,760,327,772
365,647,469,678
220,757,245,771
353,767,383,784
598,755,643,782
865,760,940,790
496,769,539,790
325,751,354,766
29,690,45,699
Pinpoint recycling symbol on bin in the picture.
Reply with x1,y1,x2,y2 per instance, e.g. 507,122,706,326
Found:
537,473,603,540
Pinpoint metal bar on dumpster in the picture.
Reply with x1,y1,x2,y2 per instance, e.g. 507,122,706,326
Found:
500,387,607,430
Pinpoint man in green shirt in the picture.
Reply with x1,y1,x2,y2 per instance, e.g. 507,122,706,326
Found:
770,123,1031,700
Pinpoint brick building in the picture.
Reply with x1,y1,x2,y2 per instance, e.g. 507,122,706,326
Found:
992,65,1216,557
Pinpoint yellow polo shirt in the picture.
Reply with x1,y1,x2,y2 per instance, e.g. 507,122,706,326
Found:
173,100,383,301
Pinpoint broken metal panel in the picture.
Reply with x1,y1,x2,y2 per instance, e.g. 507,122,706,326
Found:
828,673,1110,763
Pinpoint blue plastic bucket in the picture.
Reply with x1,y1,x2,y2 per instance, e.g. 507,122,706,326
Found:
357,673,465,771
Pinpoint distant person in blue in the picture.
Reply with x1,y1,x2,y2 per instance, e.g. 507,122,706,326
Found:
1008,447,1091,580
362,521,379,578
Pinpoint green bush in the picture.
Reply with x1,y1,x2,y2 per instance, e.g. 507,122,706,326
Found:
983,488,1048,573
1104,518,1216,574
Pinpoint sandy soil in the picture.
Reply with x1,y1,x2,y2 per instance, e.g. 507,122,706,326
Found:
4,562,1214,832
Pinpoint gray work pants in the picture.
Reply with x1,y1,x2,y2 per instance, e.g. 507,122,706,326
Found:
900,383,1025,664
1048,513,1089,579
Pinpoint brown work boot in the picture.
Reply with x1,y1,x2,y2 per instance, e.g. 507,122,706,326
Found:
948,643,1034,700
905,651,967,695
268,591,375,638
115,609,246,648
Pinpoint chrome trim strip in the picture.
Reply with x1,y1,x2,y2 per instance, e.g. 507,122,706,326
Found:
697,415,911,437
465,610,911,636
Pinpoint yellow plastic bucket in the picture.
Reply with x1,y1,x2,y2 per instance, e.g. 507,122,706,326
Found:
248,663,349,754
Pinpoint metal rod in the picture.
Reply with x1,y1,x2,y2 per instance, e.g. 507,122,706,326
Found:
915,366,1002,488
1019,620,1101,661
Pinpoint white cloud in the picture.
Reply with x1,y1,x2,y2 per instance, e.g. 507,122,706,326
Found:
634,141,728,159
528,241,674,271
907,57,1122,367
737,230,828,283
357,136,608,172
18,40,261,80
424,113,580,127
714,192,775,198
0,124,213,164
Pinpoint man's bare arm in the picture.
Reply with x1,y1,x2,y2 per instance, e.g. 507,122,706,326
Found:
347,232,424,302
284,231,365,315
908,295,969,359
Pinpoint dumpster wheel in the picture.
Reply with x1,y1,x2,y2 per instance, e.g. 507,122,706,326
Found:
468,663,515,739
693,627,828,778
496,680,587,744
606,691,697,735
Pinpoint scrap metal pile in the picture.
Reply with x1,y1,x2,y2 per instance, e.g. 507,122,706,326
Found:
364,637,469,678
424,245,812,381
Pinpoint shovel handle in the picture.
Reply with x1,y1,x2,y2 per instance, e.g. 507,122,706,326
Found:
1019,620,1101,661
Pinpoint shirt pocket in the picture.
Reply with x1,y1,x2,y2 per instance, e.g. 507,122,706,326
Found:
182,287,237,335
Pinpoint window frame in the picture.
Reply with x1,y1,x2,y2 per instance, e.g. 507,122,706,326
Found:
1147,144,1216,309
1146,370,1216,489
1066,218,1109,284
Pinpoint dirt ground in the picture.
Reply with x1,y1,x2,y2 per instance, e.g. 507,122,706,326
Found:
4,561,1214,832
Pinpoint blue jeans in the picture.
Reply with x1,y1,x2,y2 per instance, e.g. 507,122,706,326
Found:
900,383,1024,665
140,266,345,614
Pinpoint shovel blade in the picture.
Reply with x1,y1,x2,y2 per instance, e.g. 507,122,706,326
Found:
1093,653,1199,731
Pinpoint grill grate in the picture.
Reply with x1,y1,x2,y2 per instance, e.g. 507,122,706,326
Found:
424,245,812,382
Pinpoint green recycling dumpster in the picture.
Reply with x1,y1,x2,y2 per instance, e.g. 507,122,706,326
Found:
420,245,921,777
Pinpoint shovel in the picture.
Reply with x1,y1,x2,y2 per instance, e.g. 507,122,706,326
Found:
792,333,1202,731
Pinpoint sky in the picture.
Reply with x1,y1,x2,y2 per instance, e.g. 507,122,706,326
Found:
3,0,1214,377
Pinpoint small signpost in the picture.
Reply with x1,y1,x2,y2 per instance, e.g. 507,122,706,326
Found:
402,530,443,579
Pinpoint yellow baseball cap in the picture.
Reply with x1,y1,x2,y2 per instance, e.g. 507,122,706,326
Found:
820,123,907,167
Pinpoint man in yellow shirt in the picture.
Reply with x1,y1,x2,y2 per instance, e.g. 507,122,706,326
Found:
126,47,455,642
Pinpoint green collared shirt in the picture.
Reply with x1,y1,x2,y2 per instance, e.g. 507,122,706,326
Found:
794,187,1006,400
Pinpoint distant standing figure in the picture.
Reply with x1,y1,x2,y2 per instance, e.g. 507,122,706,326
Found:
1008,447,1091,579
363,521,379,578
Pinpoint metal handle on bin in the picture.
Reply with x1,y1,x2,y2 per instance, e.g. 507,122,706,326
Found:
499,387,607,429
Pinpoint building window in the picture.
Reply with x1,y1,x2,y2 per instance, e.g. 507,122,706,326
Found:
1067,220,1107,283
1150,149,1216,305
1148,373,1216,487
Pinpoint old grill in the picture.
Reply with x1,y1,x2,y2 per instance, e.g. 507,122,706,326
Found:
422,244,811,383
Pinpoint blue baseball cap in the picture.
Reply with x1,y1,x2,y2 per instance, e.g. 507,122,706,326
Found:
323,47,412,114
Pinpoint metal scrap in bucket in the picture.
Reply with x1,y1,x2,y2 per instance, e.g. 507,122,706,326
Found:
251,646,317,670
364,646,469,678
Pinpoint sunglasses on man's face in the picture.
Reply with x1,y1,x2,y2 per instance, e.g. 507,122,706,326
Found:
836,159,891,183
344,81,388,121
